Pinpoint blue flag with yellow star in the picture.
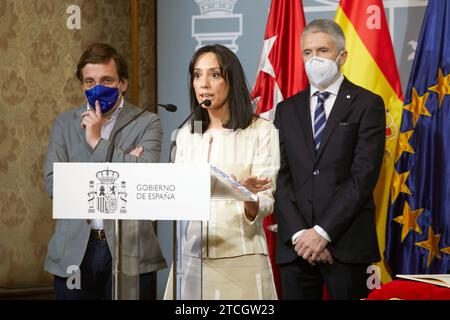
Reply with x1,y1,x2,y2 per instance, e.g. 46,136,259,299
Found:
385,0,450,275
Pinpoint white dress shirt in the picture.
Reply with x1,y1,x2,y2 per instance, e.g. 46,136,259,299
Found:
90,98,124,230
291,74,345,244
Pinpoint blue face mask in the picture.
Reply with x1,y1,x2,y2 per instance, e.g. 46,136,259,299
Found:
85,85,120,114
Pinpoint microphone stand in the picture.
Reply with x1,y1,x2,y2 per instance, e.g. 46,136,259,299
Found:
168,107,197,163
170,100,209,300
168,99,209,163
108,103,175,300
109,106,150,300
107,103,176,163
169,107,197,300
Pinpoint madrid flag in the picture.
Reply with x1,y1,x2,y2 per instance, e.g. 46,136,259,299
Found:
251,0,308,297
335,0,404,283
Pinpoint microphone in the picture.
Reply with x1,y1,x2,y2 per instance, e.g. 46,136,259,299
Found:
201,99,211,107
168,99,211,163
175,99,211,131
158,103,177,112
105,103,177,162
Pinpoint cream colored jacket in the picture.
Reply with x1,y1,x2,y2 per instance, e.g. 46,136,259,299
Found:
175,117,280,258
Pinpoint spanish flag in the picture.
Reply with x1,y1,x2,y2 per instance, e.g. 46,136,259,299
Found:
335,0,404,283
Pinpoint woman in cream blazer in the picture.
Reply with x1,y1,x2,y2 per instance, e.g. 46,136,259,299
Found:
165,44,280,300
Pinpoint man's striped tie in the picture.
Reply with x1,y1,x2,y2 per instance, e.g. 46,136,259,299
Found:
313,91,330,151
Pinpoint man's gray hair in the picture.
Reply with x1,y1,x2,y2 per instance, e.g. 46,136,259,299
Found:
302,19,346,52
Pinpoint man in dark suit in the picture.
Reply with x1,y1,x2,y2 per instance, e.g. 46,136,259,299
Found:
274,19,386,300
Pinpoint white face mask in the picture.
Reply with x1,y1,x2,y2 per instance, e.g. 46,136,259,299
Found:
305,53,341,88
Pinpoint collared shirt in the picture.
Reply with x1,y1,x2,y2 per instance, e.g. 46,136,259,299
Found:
309,74,344,135
291,74,345,245
89,98,124,230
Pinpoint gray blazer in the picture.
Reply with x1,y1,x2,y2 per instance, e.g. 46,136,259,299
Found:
44,101,167,277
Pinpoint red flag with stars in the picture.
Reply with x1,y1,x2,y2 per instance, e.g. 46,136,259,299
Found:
251,0,308,297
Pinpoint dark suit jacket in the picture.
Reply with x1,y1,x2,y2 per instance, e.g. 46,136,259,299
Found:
274,77,385,265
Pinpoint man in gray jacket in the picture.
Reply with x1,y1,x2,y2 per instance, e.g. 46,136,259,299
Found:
44,43,166,299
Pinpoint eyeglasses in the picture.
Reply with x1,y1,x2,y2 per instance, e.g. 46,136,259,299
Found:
82,77,119,89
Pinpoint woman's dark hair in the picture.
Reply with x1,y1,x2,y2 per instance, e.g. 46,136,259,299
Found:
76,43,129,82
188,44,254,133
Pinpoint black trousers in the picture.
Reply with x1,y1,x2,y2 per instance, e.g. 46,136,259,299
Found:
279,257,370,300
53,238,156,300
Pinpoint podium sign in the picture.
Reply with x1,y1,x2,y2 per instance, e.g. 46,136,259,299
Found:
53,163,210,221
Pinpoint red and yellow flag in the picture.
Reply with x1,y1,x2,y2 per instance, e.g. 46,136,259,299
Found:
335,0,404,283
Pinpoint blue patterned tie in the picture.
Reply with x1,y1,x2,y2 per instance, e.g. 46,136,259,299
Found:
313,91,330,151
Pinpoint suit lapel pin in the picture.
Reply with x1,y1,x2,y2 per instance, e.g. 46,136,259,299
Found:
346,95,351,99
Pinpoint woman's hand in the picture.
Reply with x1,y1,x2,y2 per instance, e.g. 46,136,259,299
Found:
230,174,272,222
239,176,272,194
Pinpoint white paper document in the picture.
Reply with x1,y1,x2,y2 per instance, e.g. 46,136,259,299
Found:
396,274,450,288
210,165,257,202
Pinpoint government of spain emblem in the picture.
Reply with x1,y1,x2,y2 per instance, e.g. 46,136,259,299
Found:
88,168,127,214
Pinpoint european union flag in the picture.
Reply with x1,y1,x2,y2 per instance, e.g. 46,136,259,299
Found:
385,0,450,275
